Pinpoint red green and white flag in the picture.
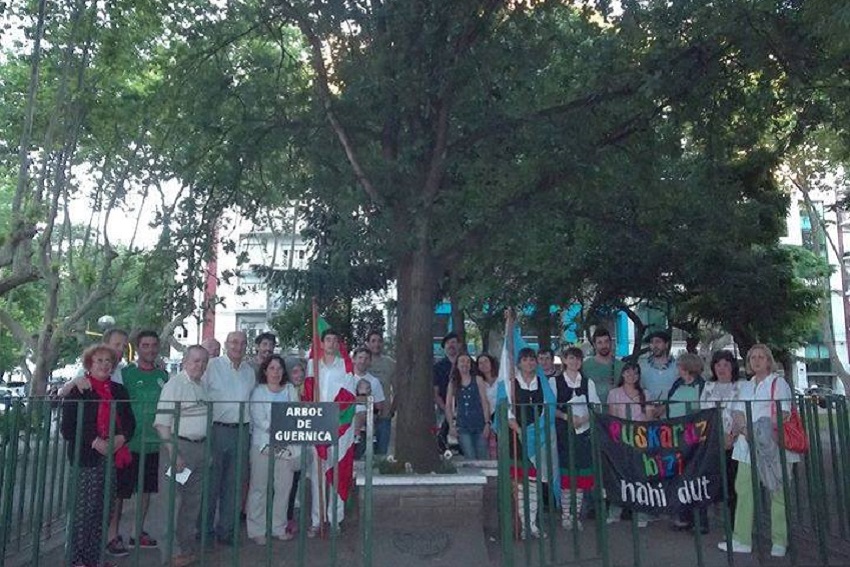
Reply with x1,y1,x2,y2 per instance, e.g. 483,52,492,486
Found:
304,316,356,502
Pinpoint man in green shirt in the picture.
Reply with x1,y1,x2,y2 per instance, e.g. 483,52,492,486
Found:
108,330,168,555
582,327,624,407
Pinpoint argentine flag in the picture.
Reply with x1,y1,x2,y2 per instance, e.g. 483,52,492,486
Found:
494,322,561,504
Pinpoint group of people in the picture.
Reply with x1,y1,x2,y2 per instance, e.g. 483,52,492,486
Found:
434,327,800,558
59,327,395,567
57,321,798,566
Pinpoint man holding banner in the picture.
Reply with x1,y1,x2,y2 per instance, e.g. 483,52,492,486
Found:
304,326,356,537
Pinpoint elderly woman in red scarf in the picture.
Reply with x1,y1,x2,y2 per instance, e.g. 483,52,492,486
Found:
61,344,136,567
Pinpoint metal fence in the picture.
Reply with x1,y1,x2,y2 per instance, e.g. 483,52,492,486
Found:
0,396,376,567
6,392,850,567
495,393,850,567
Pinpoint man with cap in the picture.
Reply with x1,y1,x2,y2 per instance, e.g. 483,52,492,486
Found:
639,330,679,402
433,332,461,452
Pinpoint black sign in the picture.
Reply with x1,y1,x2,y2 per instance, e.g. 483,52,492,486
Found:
271,402,339,446
595,408,724,513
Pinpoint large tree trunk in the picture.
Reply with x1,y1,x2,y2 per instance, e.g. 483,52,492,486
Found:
394,233,441,472
532,297,552,351
450,297,465,345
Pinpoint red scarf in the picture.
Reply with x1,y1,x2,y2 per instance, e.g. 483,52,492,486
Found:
88,375,132,469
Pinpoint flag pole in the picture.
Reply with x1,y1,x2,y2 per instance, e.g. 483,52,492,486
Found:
312,297,326,534
506,308,520,541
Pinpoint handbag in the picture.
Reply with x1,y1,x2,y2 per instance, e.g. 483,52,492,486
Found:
770,378,809,454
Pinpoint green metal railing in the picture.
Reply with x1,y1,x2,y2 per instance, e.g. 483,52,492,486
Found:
7,390,850,566
495,393,850,567
0,396,375,567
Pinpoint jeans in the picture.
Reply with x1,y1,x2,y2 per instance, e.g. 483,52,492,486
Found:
204,423,250,541
375,417,392,455
458,430,488,460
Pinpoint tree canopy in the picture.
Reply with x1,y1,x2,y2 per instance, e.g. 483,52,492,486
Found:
3,0,850,464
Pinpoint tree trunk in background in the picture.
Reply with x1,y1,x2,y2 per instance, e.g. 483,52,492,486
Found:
533,298,552,351
450,298,465,346
394,232,441,471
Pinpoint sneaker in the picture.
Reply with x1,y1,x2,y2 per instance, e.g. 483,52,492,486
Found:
718,540,752,554
275,531,295,541
251,536,267,545
106,536,129,557
561,518,583,531
606,516,620,525
128,531,158,548
771,544,787,557
637,520,648,528
306,526,320,539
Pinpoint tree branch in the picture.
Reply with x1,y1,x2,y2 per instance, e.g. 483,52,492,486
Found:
0,267,40,297
278,1,380,203
0,308,35,348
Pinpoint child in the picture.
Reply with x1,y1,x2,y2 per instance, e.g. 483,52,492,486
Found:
353,378,372,458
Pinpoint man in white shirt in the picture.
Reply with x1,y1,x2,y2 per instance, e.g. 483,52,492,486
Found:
202,331,255,545
305,329,356,535
154,346,210,567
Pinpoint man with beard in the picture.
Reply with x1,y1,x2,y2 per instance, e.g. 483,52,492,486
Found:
581,328,624,406
433,332,461,452
366,331,395,455
250,332,277,371
639,330,679,402
580,327,624,520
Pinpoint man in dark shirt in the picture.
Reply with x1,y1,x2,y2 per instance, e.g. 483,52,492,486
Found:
433,332,460,452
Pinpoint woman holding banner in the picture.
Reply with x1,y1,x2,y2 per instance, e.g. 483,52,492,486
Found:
718,344,799,559
667,353,709,533
701,350,743,528
606,362,652,527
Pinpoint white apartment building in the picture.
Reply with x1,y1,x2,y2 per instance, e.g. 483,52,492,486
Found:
174,210,311,352
781,181,850,393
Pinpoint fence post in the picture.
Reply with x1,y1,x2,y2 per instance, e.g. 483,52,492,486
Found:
361,396,374,567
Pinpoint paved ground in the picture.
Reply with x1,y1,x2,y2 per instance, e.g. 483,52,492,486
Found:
15,496,850,567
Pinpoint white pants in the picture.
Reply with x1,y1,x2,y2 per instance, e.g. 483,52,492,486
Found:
247,445,298,538
309,449,345,528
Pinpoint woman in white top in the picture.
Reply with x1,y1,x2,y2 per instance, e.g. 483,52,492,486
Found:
718,344,800,558
477,353,499,459
247,355,301,543
700,350,743,529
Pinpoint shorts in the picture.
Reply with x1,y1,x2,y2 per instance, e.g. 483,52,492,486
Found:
116,451,159,498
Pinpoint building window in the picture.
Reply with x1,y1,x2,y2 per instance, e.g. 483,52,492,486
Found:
238,270,264,287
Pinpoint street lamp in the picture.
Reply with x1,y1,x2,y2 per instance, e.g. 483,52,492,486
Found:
97,315,115,332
